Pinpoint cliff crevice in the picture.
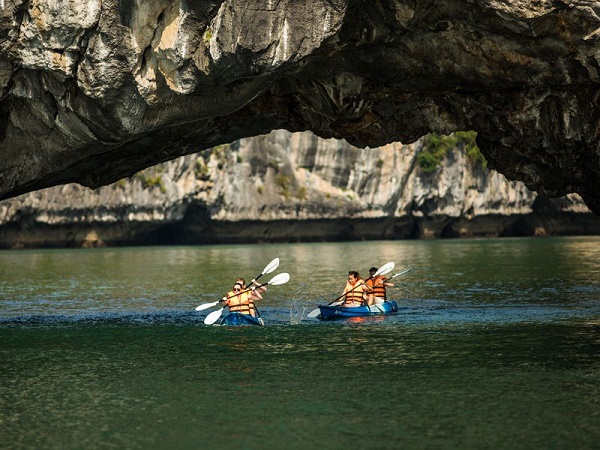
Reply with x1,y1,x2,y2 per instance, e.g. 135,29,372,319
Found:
0,1,599,213
0,130,597,248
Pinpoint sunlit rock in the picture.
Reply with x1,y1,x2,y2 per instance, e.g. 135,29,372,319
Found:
0,130,597,247
0,1,599,214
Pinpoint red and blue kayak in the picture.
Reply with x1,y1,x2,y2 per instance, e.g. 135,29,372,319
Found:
317,301,398,320
220,312,264,326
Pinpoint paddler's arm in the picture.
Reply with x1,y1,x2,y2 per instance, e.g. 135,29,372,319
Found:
249,284,266,300
341,283,350,297
378,276,394,288
357,280,370,292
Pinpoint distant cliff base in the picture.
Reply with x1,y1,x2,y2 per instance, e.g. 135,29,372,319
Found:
2,212,599,249
1,131,598,249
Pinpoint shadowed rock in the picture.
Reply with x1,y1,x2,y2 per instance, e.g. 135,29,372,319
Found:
1,1,599,214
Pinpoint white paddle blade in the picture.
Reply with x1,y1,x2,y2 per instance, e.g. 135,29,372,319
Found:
263,257,280,275
268,272,290,286
195,301,219,311
374,261,395,277
307,308,321,319
204,308,224,325
394,267,412,278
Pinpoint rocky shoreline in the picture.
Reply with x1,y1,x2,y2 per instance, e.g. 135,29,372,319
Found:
0,131,598,249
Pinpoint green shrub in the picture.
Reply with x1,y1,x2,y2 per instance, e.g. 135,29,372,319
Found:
113,178,128,189
203,29,212,45
210,144,229,170
418,131,486,172
417,149,443,173
194,159,210,180
275,173,291,199
136,173,166,193
296,186,307,200
267,159,280,171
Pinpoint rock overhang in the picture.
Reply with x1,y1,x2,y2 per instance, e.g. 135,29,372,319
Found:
0,0,599,214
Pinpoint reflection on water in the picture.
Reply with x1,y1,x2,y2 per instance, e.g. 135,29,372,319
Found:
1,238,600,448
1,321,599,448
0,237,599,324
345,315,386,324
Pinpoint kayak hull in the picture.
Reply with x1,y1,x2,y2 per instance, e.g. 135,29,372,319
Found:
318,301,398,320
220,312,263,326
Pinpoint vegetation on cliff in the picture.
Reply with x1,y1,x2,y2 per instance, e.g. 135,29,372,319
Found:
418,132,486,173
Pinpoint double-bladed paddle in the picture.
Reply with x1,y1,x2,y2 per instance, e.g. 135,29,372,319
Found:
387,267,413,280
306,262,395,319
204,272,291,325
249,257,281,286
195,257,280,312
366,267,413,309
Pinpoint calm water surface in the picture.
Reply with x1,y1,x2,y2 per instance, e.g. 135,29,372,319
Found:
1,238,599,448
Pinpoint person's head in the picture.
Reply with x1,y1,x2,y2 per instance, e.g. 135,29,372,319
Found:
369,267,377,276
236,278,246,288
348,271,360,283
232,283,243,293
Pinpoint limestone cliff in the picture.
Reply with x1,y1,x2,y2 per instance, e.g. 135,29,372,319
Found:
0,1,599,215
0,130,596,248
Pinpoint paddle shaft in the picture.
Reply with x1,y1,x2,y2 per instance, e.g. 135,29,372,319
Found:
217,272,289,320
365,269,411,301
308,266,407,318
196,258,279,313
328,262,395,305
329,277,371,305
247,257,279,288
222,281,268,301
330,274,392,304
247,273,262,288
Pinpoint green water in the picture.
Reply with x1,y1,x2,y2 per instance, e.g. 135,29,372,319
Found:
1,238,600,448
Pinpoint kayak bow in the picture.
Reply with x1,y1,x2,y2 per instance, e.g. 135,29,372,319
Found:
220,312,264,326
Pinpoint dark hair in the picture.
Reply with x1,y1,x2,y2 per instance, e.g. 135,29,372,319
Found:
369,267,377,272
233,283,242,290
348,271,359,279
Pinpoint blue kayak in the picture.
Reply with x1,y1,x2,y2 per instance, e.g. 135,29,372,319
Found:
220,312,264,326
318,301,398,320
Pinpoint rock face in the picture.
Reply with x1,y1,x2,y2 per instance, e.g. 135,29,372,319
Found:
0,130,597,248
0,1,599,214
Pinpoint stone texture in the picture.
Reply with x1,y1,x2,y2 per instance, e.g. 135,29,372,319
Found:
0,130,597,248
0,1,599,214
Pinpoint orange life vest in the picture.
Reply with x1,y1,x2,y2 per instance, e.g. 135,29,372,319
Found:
343,280,365,305
366,276,387,299
226,290,256,316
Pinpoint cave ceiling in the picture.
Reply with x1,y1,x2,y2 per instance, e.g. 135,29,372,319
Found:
0,0,599,214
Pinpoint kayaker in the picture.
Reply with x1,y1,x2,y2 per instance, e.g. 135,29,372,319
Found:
365,266,394,305
341,271,369,307
222,280,266,317
237,277,263,292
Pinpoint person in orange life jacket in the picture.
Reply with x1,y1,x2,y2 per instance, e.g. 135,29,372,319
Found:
222,279,266,317
365,266,394,305
341,271,370,307
236,277,267,292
